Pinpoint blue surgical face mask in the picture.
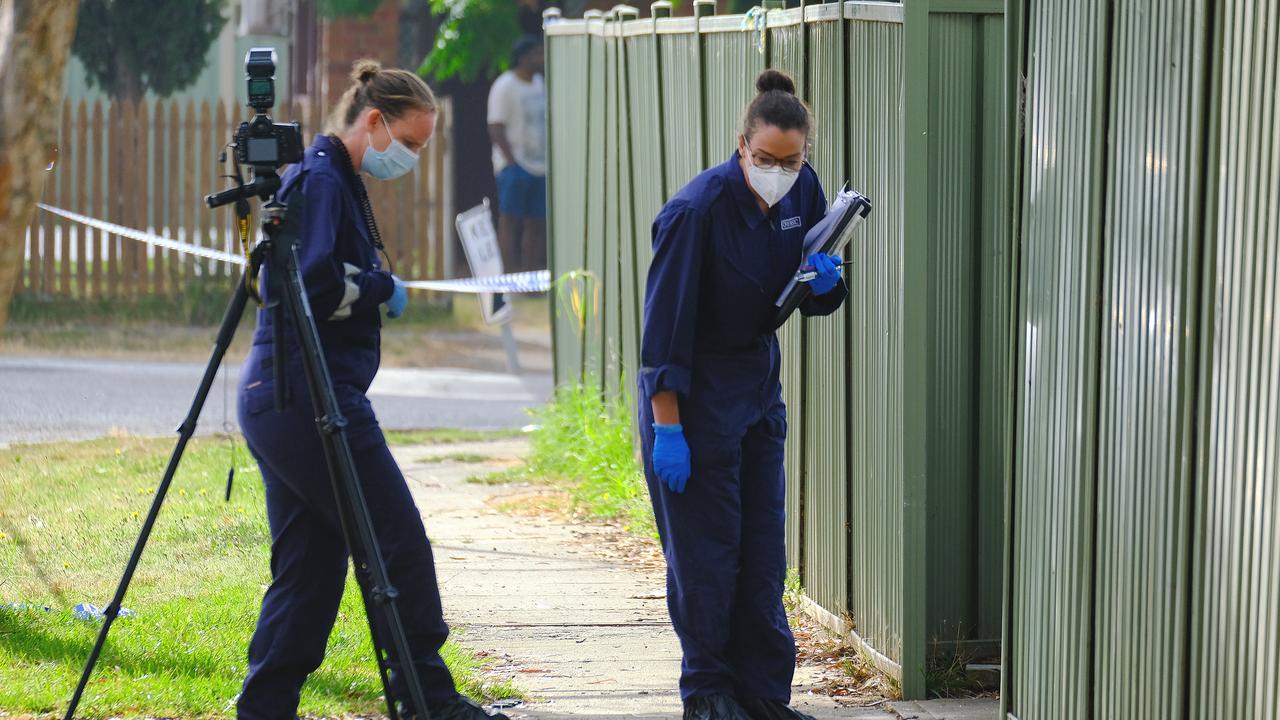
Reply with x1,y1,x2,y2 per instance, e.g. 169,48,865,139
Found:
363,119,418,181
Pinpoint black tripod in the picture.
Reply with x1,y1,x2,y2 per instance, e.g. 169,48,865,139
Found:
63,183,433,720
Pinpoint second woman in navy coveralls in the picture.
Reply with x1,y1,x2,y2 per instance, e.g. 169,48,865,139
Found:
639,70,847,720
235,61,509,720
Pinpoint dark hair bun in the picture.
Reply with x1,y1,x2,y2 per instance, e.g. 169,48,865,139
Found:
351,59,382,85
756,69,796,95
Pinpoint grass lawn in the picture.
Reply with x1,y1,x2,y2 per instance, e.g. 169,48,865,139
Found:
0,435,519,718
0,292,551,370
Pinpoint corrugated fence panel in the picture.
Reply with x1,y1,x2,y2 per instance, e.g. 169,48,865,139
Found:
627,31,664,271
1009,0,1109,717
1092,0,1208,716
584,32,610,383
703,30,764,164
611,27,636,406
769,19,807,572
925,9,1006,654
802,14,850,624
769,20,806,92
975,12,1008,652
659,32,703,195
846,15,905,667
927,12,981,647
624,32,664,409
604,28,624,394
1192,1,1280,717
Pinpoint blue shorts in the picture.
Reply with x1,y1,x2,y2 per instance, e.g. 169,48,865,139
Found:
496,163,546,219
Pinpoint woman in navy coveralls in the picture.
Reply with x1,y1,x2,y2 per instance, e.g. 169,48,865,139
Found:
639,69,847,720
235,60,509,720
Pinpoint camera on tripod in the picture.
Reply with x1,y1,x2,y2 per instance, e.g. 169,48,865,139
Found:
237,48,303,168
206,47,303,208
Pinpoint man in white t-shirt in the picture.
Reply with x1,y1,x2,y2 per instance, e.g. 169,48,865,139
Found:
488,36,547,272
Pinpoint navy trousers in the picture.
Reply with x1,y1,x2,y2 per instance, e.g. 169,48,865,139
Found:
638,341,796,702
236,353,457,719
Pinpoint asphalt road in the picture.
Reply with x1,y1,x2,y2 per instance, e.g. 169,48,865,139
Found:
0,355,554,445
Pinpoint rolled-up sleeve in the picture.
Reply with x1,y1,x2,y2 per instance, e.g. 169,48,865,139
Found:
296,174,395,321
639,203,704,398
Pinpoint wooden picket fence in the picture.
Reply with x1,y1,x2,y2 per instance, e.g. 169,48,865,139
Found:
22,96,453,299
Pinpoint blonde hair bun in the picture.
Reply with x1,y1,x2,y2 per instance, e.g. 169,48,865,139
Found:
351,59,382,84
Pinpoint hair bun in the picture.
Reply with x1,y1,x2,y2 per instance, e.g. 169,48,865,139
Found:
756,69,796,95
351,59,382,84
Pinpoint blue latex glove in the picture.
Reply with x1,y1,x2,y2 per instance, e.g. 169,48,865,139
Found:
806,253,843,295
652,423,691,493
385,275,408,319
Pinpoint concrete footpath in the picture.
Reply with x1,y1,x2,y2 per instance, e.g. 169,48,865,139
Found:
395,441,994,720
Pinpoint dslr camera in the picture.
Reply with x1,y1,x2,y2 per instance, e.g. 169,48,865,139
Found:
235,48,303,169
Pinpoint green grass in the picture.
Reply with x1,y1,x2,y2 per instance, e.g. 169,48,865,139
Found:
478,382,655,535
464,468,528,486
0,436,519,717
11,276,252,326
385,428,525,446
925,646,986,699
417,452,495,465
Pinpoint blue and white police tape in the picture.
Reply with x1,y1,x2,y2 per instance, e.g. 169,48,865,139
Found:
36,203,552,295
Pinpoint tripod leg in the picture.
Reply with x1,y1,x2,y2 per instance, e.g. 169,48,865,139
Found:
64,278,251,720
275,246,433,720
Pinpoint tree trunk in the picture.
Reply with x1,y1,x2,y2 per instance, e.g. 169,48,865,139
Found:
0,0,80,331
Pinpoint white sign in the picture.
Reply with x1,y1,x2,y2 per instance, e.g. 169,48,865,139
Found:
455,200,513,325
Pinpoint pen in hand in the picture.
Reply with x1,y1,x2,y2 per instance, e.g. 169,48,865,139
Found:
795,258,855,283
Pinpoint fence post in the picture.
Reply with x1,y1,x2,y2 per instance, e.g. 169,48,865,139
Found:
694,0,714,169
58,100,72,296
107,100,122,297
1000,0,1028,711
137,99,152,296
124,99,140,297
578,10,603,385
184,101,199,284
153,100,166,295
90,101,103,298
167,101,181,292
75,100,87,298
651,2,671,203
543,7,563,382
212,96,230,272
901,0,931,701
614,4,640,396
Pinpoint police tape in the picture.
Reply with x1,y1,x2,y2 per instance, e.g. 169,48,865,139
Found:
36,203,552,295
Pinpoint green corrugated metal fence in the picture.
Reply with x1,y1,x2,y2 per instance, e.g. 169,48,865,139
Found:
1004,0,1280,718
846,10,905,673
545,1,1006,698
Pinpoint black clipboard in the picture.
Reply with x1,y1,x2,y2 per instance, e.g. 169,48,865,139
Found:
770,188,872,331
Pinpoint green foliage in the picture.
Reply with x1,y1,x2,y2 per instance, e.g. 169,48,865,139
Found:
518,382,656,535
0,436,519,714
782,567,805,616
418,0,524,83
318,0,384,18
73,0,227,100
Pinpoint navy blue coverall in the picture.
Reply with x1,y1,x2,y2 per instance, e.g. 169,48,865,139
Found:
638,152,846,702
236,135,458,719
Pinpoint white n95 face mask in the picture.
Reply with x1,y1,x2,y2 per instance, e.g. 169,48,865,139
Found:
744,153,800,207
363,121,419,181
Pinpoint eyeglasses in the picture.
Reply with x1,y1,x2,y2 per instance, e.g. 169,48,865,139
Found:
744,141,808,172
